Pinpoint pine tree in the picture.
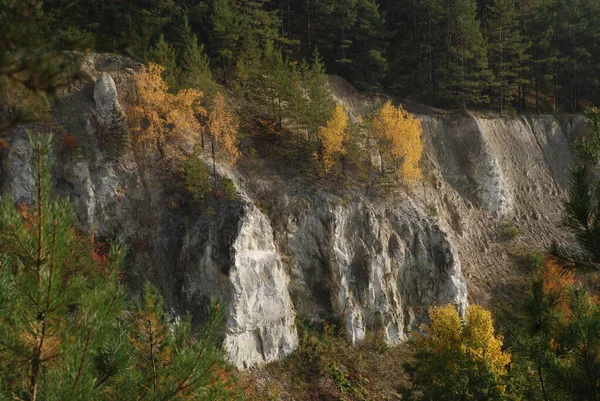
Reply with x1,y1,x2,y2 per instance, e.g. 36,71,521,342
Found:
563,165,600,264
347,0,388,88
438,0,492,108
559,109,600,265
210,0,241,80
486,0,531,113
0,0,85,138
179,16,218,100
0,133,128,401
147,34,181,90
301,50,335,140
113,283,236,401
553,287,600,401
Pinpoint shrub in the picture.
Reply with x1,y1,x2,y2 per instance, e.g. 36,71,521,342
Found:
503,220,520,240
184,153,212,202
61,133,78,153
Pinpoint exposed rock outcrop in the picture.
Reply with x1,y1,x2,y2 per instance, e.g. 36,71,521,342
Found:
0,55,583,369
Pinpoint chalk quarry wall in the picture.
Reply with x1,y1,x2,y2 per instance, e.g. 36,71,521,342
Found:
0,55,584,369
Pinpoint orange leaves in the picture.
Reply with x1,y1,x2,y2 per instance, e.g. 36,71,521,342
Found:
318,105,349,173
542,259,575,295
542,258,575,317
371,101,423,184
128,63,241,168
128,63,205,163
208,92,240,163
17,203,33,228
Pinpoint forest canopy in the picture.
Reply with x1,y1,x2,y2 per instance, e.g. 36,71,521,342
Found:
15,0,600,113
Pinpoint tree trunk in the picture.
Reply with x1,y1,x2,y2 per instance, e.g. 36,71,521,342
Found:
537,363,550,401
535,63,540,114
211,138,217,191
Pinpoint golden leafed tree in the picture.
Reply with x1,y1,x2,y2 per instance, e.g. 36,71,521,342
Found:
128,63,206,162
208,92,240,164
318,104,349,173
371,100,423,184
408,304,511,400
206,92,240,188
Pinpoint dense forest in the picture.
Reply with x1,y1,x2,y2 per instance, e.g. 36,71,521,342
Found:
16,0,600,112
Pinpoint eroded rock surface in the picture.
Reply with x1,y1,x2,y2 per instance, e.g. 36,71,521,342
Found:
0,55,583,368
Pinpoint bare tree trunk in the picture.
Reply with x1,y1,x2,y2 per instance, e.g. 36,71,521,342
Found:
211,138,217,191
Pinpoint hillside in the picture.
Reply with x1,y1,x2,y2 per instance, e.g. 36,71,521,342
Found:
0,55,583,372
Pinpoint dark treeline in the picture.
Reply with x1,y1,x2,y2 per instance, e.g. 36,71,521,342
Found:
38,0,600,111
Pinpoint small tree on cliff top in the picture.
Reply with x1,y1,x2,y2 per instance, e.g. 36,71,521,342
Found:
317,104,349,174
207,92,240,189
128,63,205,163
371,101,423,185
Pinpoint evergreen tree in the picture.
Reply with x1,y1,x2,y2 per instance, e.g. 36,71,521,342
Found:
0,134,240,401
305,0,388,89
0,0,84,138
383,0,446,104
147,34,180,90
0,134,128,400
180,16,219,100
300,50,335,140
210,0,241,80
112,283,235,401
554,0,600,112
486,0,531,113
553,287,600,401
560,109,600,265
348,0,388,88
439,0,492,108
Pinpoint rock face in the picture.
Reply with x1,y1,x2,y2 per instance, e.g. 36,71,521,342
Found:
222,198,298,369
0,55,583,369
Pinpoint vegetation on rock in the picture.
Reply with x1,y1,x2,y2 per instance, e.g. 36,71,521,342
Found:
0,135,237,401
371,101,424,184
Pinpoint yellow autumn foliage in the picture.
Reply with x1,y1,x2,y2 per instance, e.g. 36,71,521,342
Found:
414,304,511,397
128,63,205,162
208,92,240,163
318,105,349,173
462,305,511,377
371,100,423,184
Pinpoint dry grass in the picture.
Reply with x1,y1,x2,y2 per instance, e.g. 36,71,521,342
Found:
239,320,412,401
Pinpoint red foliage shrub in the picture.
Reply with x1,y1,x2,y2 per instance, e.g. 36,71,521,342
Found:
61,134,78,152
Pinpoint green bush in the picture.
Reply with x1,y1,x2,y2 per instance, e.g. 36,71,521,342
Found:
503,220,520,240
426,203,439,220
184,153,212,202
221,178,238,201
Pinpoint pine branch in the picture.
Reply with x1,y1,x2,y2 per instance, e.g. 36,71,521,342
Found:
70,327,94,397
